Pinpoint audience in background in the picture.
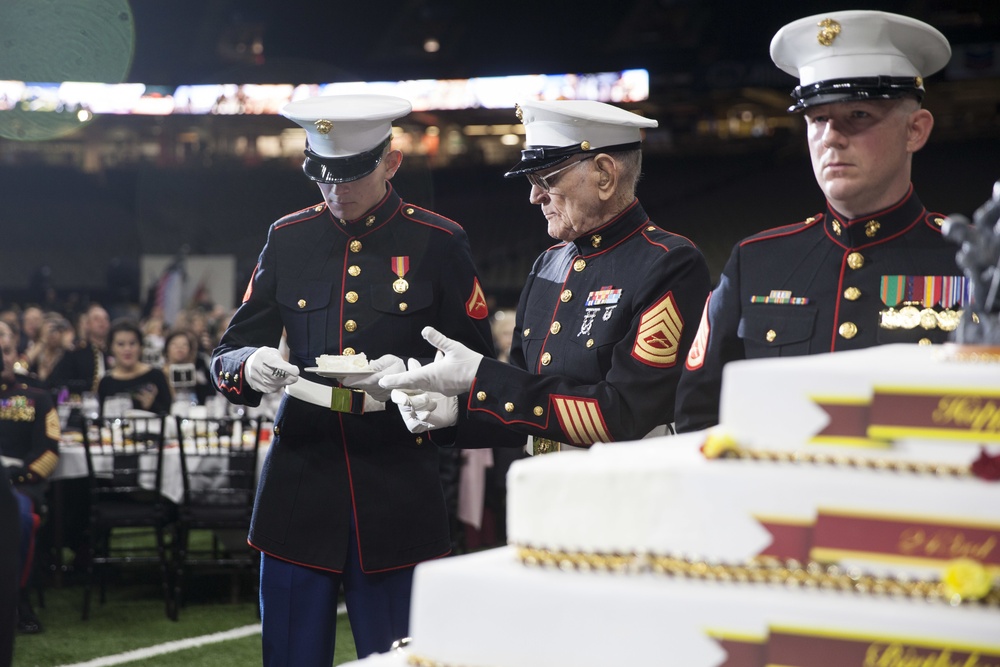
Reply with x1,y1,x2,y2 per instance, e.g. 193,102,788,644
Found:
97,319,172,416
25,315,73,384
48,303,111,396
162,328,213,406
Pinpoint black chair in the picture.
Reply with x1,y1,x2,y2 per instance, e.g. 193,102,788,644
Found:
80,414,174,620
171,414,269,616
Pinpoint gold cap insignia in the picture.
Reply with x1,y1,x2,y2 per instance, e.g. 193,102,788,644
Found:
817,18,841,47
314,119,333,134
514,104,523,122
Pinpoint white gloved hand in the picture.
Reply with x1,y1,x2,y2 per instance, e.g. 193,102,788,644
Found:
378,327,483,397
389,359,459,433
339,354,404,402
245,347,300,393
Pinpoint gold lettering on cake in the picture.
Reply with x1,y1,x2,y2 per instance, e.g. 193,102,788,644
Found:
932,397,1000,434
898,528,996,560
864,643,996,667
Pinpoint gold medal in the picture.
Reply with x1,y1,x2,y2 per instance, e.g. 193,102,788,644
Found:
879,308,899,330
393,278,409,294
936,309,961,332
919,308,939,330
897,304,921,329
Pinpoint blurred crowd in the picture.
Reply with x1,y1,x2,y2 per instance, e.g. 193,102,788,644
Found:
0,297,248,420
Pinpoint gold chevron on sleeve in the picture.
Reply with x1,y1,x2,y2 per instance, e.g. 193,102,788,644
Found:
553,396,611,445
685,295,711,371
633,291,683,368
29,450,59,479
45,408,62,441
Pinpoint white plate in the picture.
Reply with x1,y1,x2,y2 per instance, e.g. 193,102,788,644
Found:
304,366,374,378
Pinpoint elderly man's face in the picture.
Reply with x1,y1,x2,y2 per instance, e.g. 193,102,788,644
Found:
527,155,604,242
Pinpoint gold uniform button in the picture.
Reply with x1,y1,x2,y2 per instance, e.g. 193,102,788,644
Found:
314,205,324,212
399,303,408,312
766,329,777,342
345,291,359,303
804,216,816,224
839,322,858,339
541,352,552,365
344,320,357,332
560,290,572,303
234,374,239,381
933,217,945,227
533,406,544,416
523,328,531,337
343,347,356,356
573,259,586,272
348,265,361,277
843,287,861,301
415,436,423,445
297,299,307,309
550,322,561,334
586,339,594,348
225,372,231,380
918,337,933,346
406,207,415,215
476,391,487,401
350,240,362,253
504,402,515,413
274,425,280,435
847,252,864,270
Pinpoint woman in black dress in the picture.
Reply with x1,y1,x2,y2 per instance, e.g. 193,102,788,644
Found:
98,319,172,415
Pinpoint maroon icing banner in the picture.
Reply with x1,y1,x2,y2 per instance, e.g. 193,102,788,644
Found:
757,521,813,563
716,638,765,667
811,512,1000,565
813,390,1000,443
813,401,870,439
869,391,1000,440
766,631,1000,667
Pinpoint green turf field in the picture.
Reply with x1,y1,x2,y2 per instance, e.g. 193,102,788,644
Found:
13,533,359,666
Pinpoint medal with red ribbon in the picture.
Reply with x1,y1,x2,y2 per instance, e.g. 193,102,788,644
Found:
391,256,410,294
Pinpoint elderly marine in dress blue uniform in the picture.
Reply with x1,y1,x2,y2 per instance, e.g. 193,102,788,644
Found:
380,100,711,452
211,95,510,665
675,11,965,434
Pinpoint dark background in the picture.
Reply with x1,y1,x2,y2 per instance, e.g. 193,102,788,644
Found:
1,0,998,312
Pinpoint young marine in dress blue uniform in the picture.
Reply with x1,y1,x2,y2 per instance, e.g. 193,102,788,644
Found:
675,11,964,433
380,101,711,451
211,95,513,665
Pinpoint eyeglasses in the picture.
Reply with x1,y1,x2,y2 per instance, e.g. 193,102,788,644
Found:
526,155,595,192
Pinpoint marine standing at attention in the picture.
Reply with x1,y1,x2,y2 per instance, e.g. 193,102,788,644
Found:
675,11,964,433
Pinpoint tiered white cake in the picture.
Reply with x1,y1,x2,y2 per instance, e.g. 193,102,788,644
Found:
344,345,1000,667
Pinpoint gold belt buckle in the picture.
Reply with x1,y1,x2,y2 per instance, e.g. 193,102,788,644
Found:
533,437,563,455
329,387,365,413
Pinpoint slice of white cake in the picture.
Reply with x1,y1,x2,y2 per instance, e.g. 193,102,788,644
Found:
314,352,370,373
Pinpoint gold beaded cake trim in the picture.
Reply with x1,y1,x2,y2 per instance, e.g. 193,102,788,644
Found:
700,431,973,476
515,546,1000,606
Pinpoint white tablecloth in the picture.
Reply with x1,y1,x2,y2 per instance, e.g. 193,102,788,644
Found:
52,439,270,504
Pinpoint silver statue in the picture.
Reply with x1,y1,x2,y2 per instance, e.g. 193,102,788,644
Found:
941,180,1000,345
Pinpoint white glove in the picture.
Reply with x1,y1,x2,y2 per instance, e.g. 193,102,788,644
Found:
378,326,483,397
389,359,459,432
245,347,300,393
339,354,404,402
